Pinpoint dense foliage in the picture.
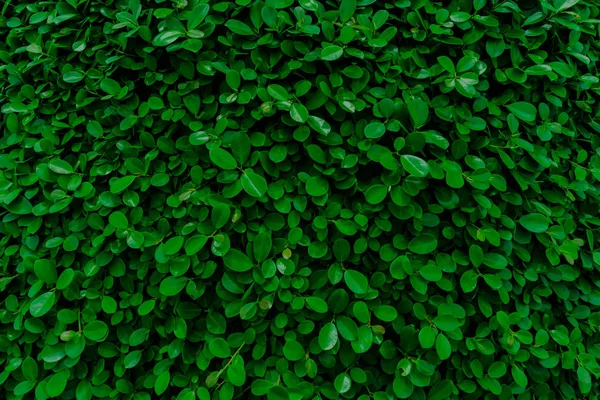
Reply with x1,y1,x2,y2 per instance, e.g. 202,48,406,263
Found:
2,0,600,399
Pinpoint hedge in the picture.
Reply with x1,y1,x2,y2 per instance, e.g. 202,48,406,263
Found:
1,0,600,399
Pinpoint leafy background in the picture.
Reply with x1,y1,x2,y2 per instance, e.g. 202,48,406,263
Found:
1,0,600,399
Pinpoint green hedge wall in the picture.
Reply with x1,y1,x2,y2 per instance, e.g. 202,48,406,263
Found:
2,0,600,399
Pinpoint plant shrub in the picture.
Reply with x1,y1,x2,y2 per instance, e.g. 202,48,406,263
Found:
1,0,600,399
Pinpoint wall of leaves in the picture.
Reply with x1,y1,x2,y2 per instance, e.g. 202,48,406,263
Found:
2,0,600,399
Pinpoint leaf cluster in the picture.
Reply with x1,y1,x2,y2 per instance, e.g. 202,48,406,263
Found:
1,0,600,399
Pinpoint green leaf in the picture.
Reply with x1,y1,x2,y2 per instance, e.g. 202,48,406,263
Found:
506,102,537,122
110,176,136,193
512,365,528,387
549,329,569,346
482,253,508,269
460,270,478,293
34,259,57,284
307,115,331,135
578,365,592,394
107,213,128,231
419,326,436,348
124,350,142,368
211,203,231,229
519,213,549,233
30,292,55,318
185,235,208,255
408,234,438,255
187,4,210,30
100,78,121,95
321,45,343,61
318,322,338,351
159,276,188,296
374,305,398,322
14,381,36,396
333,317,356,343
136,301,155,317
242,169,267,197
306,296,328,313
364,184,387,204
420,264,443,281
155,371,170,395
393,376,413,398
210,148,238,170
407,98,429,128
21,357,38,381
283,340,304,361
558,0,579,12
306,176,329,197
153,30,184,46
427,380,455,400
253,232,272,262
400,155,430,177
223,249,254,272
435,333,451,360
227,355,246,386
225,20,255,35
163,236,184,255
433,314,459,332
351,325,373,353
339,0,356,22
76,380,92,400
46,370,69,398
208,338,231,358
83,320,109,341
344,269,369,294
48,159,74,174
488,361,507,378
232,132,251,165
334,372,352,394
364,122,386,138
267,85,289,101
290,103,309,123
63,71,84,83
